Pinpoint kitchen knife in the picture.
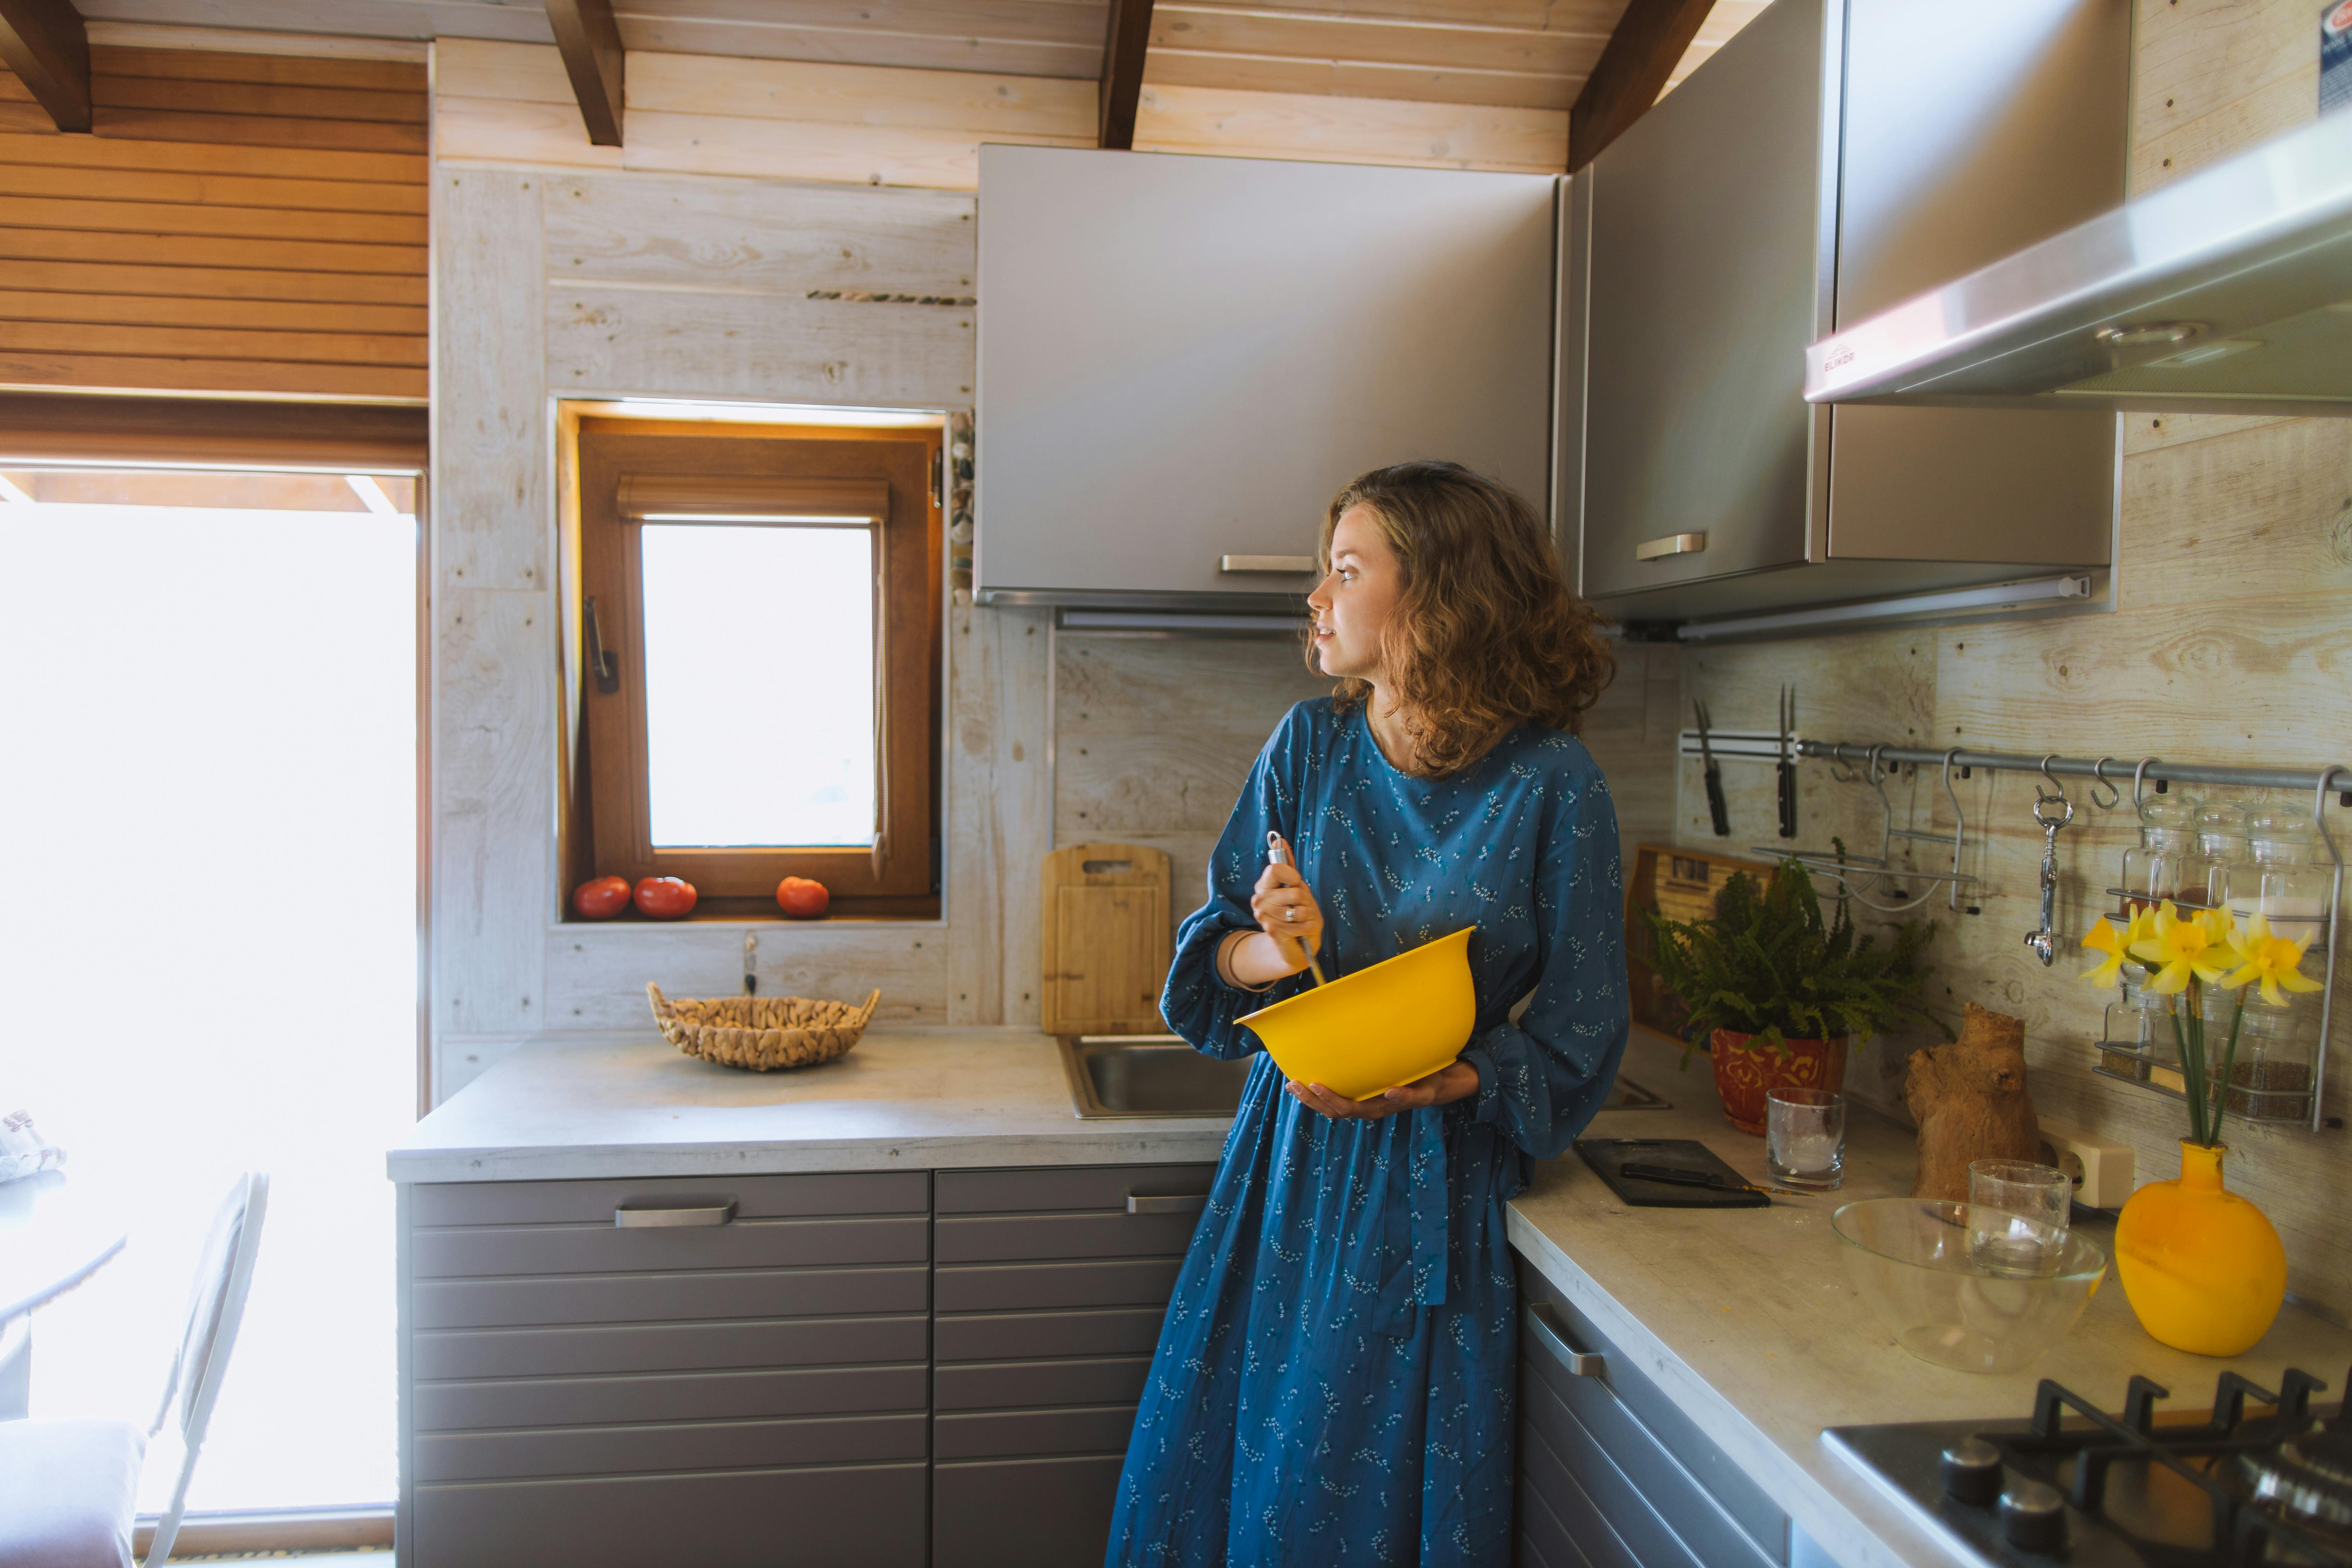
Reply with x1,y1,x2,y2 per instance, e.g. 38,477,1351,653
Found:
1695,700,1731,838
1776,685,1798,840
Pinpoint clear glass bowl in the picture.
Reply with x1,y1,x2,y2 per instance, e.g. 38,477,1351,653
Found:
1832,1198,2108,1374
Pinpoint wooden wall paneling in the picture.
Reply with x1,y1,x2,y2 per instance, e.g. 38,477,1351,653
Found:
0,0,92,130
626,42,1096,135
70,0,557,45
1576,642,1681,872
613,0,1110,79
0,258,425,306
545,286,974,407
0,290,426,334
545,922,952,1027
80,21,432,60
433,166,549,590
544,172,975,298
546,0,626,147
435,587,557,1040
945,603,1054,1026
1140,51,1579,110
1133,81,1569,171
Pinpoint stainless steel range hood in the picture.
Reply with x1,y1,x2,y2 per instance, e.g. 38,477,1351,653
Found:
1804,110,2352,415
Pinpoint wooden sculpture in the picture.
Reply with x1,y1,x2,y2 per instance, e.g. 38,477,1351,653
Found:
1905,1003,2042,1202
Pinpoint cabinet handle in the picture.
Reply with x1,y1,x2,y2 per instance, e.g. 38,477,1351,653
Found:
614,1202,736,1228
1526,1302,1605,1378
1219,554,1316,574
1127,1193,1210,1216
1634,532,1707,562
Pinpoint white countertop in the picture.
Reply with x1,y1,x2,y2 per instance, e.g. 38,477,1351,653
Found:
1508,1028,2352,1568
386,1027,1233,1183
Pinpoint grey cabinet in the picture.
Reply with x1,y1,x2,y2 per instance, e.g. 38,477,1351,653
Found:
1515,1267,1787,1568
1562,0,2129,626
398,1172,932,1568
975,145,1558,611
931,1163,1216,1568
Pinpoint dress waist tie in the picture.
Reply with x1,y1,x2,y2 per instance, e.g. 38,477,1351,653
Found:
1371,1107,1451,1338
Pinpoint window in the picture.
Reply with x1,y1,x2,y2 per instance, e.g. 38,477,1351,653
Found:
571,419,943,915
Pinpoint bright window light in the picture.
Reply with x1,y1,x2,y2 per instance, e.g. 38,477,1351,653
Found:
640,523,876,847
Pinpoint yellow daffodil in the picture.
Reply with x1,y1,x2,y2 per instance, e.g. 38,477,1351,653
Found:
2079,918,2129,986
2080,906,2157,986
2127,901,2241,994
2221,911,2325,1007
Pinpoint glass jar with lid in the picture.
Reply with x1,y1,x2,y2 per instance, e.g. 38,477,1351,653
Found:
2191,795,2252,911
2226,802,2330,953
2199,981,2314,1123
2119,791,2206,916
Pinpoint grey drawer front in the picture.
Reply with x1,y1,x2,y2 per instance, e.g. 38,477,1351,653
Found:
1522,1420,1627,1568
412,1171,928,1226
935,1355,1153,1412
414,1461,925,1568
415,1314,928,1380
935,1306,1165,1363
936,1164,1217,1215
415,1264,928,1329
933,1404,1139,1461
936,1258,1183,1313
936,1211,1199,1264
1521,1273,1789,1566
933,1454,1126,1568
415,1410,927,1482
1524,1371,1704,1568
415,1363,926,1432
414,1214,929,1278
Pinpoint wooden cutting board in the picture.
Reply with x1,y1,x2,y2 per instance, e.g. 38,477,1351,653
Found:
1041,842,1172,1036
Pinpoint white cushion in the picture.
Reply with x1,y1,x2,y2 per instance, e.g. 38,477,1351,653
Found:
0,1418,146,1568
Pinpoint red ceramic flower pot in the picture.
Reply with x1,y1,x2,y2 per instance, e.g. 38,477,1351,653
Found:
1708,1029,1848,1135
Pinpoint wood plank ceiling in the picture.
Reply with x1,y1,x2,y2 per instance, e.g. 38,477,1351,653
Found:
62,0,1760,124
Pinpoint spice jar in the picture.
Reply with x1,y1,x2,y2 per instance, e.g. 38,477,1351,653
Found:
2227,803,2331,952
2200,982,2314,1122
2119,791,2206,916
2191,796,2251,911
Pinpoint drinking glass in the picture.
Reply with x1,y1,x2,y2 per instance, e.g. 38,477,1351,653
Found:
1966,1160,2073,1276
1765,1088,1845,1190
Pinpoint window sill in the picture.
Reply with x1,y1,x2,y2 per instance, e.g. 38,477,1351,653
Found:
560,894,942,926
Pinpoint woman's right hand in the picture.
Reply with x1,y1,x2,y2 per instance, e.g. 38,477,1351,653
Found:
1249,858,1324,974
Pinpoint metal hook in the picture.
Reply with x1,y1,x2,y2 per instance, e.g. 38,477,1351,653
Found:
2089,757,2121,811
2132,757,2162,811
1942,747,1974,914
1866,743,1889,785
1828,742,1861,784
2037,755,2068,802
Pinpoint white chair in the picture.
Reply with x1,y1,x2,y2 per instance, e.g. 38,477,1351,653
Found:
0,1172,269,1568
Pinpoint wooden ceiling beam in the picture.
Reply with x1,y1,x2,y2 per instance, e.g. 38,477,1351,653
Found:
545,0,624,147
1098,0,1154,149
1567,0,1714,172
0,0,91,133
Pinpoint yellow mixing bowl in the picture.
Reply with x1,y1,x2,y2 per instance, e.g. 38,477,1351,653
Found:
1238,927,1477,1100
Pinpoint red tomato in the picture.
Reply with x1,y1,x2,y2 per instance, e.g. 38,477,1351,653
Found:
776,876,830,919
571,876,632,919
633,876,698,919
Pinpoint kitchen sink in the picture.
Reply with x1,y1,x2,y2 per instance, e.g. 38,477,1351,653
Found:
1058,1035,1671,1119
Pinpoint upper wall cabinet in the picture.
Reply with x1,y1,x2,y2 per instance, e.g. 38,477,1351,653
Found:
1561,0,2132,628
976,146,1557,611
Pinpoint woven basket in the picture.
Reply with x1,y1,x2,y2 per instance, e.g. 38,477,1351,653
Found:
647,983,881,1072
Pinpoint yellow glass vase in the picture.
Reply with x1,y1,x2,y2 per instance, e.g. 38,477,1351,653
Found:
2114,1142,2286,1356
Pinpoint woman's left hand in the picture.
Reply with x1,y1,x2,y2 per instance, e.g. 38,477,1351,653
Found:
1288,1060,1479,1120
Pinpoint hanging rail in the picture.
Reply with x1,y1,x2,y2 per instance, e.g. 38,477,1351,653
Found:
1791,739,2350,1133
1795,743,2352,800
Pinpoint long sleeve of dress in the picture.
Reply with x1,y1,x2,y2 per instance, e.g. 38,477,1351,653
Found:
1454,758,1629,1162
1158,706,1314,1062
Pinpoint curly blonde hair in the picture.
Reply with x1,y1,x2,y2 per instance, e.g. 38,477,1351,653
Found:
1315,461,1614,777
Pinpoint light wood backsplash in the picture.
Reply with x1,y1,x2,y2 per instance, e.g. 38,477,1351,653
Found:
1679,0,2352,1317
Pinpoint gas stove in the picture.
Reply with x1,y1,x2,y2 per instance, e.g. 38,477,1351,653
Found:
1828,1369,2352,1568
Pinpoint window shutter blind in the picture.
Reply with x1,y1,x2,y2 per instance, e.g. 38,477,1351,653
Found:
0,45,427,403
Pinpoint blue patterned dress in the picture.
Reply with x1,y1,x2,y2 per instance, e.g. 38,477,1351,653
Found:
1105,698,1630,1568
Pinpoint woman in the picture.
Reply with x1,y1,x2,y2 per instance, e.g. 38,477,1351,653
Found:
1105,461,1630,1567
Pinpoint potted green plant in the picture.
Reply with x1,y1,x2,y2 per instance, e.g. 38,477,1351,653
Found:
1642,856,1943,1133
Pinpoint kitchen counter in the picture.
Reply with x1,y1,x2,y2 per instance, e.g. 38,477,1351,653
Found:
385,1026,1231,1184
1509,1028,2352,1568
389,1021,2352,1568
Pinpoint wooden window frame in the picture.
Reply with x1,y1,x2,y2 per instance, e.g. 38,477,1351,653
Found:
573,419,942,915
